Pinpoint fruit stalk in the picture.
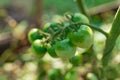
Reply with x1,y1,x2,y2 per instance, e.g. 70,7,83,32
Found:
72,22,108,38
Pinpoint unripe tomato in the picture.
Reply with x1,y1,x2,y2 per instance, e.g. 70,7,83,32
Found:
28,28,43,43
72,13,89,23
32,40,46,57
47,45,58,58
68,25,93,49
43,22,59,33
55,39,76,59
69,54,82,66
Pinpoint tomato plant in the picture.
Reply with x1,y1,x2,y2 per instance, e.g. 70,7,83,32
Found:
28,28,43,43
32,40,47,57
28,13,94,58
43,22,60,34
71,13,89,23
47,45,58,58
0,0,119,80
27,6,120,80
55,39,76,59
68,25,93,48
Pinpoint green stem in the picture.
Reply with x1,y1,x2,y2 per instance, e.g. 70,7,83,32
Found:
102,6,120,66
39,30,51,37
50,30,62,42
50,26,69,41
48,22,108,44
101,68,107,80
76,0,88,17
72,22,108,38
39,30,51,42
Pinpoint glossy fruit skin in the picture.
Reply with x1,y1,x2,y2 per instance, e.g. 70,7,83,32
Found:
69,54,82,66
47,45,58,58
32,40,46,57
68,25,93,49
28,28,43,43
72,13,89,23
55,39,76,59
43,22,59,33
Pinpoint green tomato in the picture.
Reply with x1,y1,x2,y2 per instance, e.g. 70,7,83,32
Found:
47,45,58,58
48,68,62,80
68,25,93,49
55,39,76,59
43,22,59,33
72,13,89,23
28,28,43,43
69,54,82,66
32,40,46,57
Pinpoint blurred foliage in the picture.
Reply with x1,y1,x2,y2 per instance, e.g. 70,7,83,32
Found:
85,0,118,8
0,0,10,7
43,0,79,14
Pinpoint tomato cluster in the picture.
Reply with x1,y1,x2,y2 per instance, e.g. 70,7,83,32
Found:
28,13,93,63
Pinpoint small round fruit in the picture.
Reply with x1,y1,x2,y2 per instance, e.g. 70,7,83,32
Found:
68,25,93,49
69,54,82,66
28,28,43,43
47,45,58,58
32,40,46,57
55,39,76,59
43,22,59,33
72,13,89,23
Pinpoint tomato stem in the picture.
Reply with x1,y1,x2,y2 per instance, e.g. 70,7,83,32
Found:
102,6,120,66
76,0,88,17
72,22,109,38
39,30,51,42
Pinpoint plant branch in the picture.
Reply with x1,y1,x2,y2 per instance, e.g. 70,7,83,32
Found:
76,0,88,17
102,6,120,66
72,22,108,38
34,0,43,28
